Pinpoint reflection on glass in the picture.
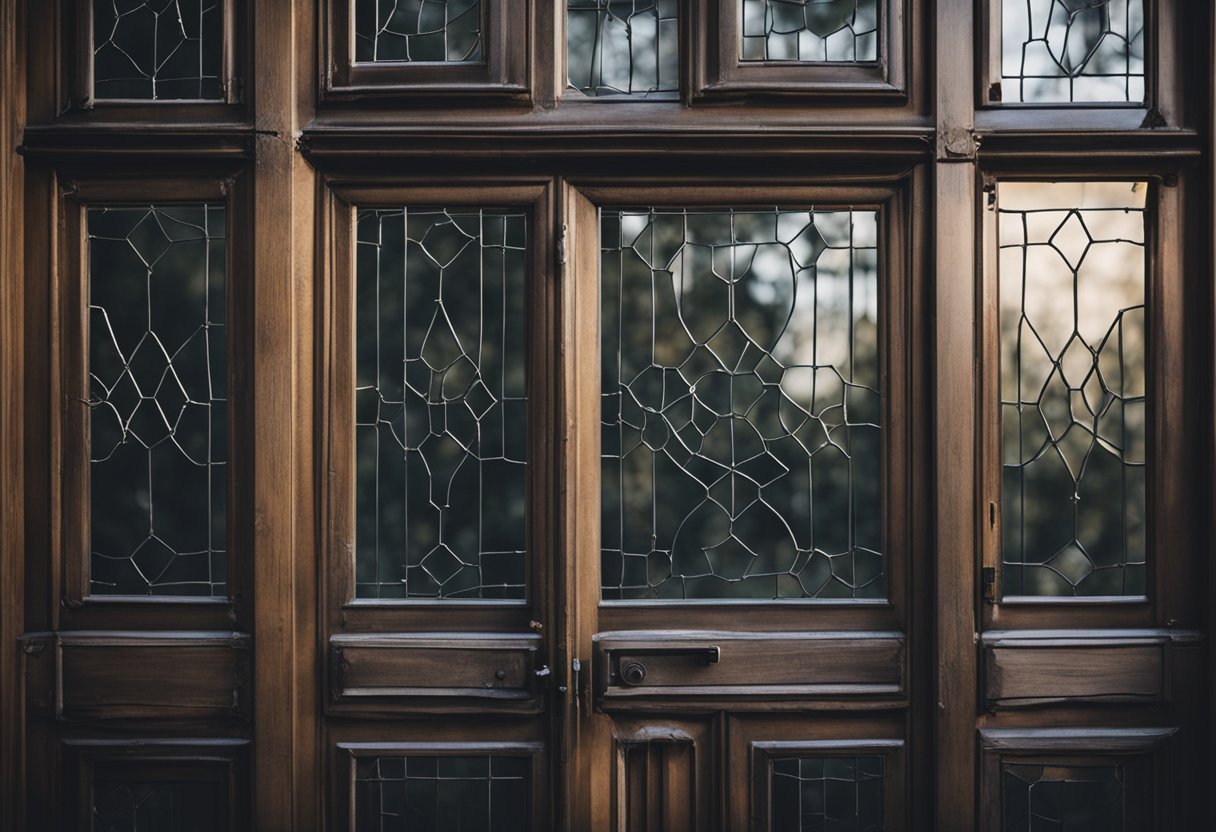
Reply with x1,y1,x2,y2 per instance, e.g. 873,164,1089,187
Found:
354,208,528,600
1003,764,1124,832
567,0,679,97
998,182,1148,597
354,0,483,63
88,205,228,597
93,776,229,831
93,0,223,100
354,756,529,832
600,208,883,601
771,756,884,831
1001,0,1144,103
741,0,879,63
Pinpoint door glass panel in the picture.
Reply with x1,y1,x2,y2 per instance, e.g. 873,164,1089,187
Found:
771,755,884,831
1000,0,1145,103
600,208,882,601
997,182,1147,597
567,0,679,97
354,208,528,601
93,775,229,831
87,204,228,597
354,0,483,63
354,755,529,832
1002,763,1124,832
93,0,224,100
740,0,879,63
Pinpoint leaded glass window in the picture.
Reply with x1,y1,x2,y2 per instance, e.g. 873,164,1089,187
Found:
567,0,679,97
354,755,529,832
354,207,528,600
741,0,879,63
93,775,229,831
92,0,224,100
1002,763,1124,832
87,204,228,597
600,207,883,601
1000,0,1145,103
771,755,885,831
998,182,1147,597
354,0,484,63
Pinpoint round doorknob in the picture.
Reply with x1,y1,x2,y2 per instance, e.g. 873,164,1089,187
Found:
620,661,647,686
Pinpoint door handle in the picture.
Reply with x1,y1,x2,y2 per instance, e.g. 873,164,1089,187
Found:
615,645,721,663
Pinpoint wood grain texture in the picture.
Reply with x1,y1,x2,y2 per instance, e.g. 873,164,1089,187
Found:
984,642,1165,706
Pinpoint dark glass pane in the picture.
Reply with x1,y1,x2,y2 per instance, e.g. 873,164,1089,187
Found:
771,755,885,831
354,208,528,601
93,0,223,100
1000,0,1144,103
740,0,879,62
567,0,679,97
600,208,882,601
354,755,529,832
93,777,228,832
87,204,227,597
1002,763,1124,832
354,0,483,63
997,182,1147,597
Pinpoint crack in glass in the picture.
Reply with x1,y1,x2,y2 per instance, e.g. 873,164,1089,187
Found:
93,778,229,831
1002,763,1125,832
1000,0,1145,103
600,208,883,601
741,0,879,63
567,0,679,97
771,756,885,831
998,182,1147,598
354,0,483,63
355,208,528,601
87,204,227,598
354,755,529,832
92,0,223,100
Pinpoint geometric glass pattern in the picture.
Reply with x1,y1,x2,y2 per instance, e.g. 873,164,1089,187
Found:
998,182,1147,597
87,205,228,597
92,777,229,832
567,0,679,97
600,208,882,601
354,755,528,832
741,0,879,63
771,756,885,832
354,208,527,600
1000,0,1145,103
1002,763,1124,832
354,0,483,63
93,0,224,100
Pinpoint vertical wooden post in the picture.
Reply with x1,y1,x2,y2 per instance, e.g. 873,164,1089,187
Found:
0,0,25,829
934,0,979,828
250,1,319,828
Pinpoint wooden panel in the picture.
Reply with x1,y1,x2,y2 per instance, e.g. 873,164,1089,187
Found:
329,633,543,712
595,631,904,707
981,631,1196,707
56,632,249,720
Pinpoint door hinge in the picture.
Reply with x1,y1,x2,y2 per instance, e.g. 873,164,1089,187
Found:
557,223,568,266
981,566,996,604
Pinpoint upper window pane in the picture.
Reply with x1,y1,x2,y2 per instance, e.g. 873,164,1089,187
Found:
600,208,883,601
741,0,879,63
998,181,1147,597
354,208,528,601
1000,0,1145,103
354,0,484,63
567,0,679,97
93,0,224,100
88,204,228,597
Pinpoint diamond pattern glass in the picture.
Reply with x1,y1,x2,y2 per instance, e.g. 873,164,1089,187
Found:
92,0,223,100
87,204,227,597
1000,0,1145,103
771,755,885,831
354,755,529,832
741,0,879,63
354,208,528,600
354,0,483,63
998,182,1147,597
600,208,882,601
